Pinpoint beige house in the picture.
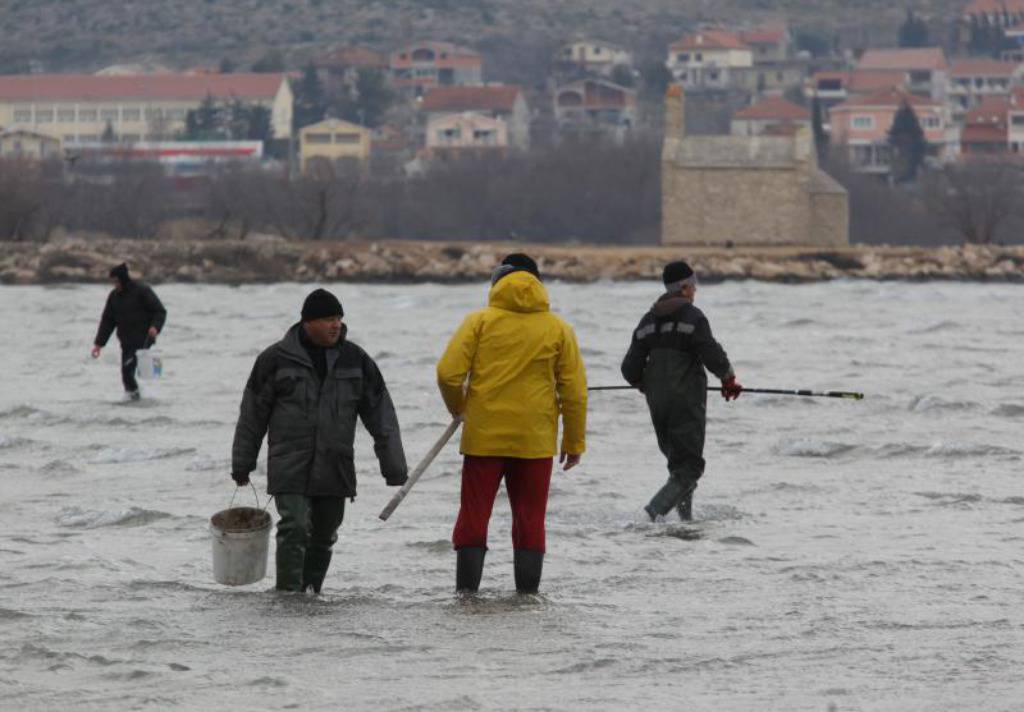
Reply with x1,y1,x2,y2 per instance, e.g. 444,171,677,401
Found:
425,111,508,156
299,118,370,175
666,30,754,89
555,40,633,77
0,129,61,160
420,85,529,150
0,73,292,143
661,85,848,246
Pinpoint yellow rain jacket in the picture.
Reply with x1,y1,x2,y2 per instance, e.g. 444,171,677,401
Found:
437,271,587,458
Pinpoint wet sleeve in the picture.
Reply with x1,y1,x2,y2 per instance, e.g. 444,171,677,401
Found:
620,318,651,387
94,293,116,347
556,322,588,455
231,352,276,476
358,355,408,485
142,286,167,333
692,316,734,381
436,313,480,417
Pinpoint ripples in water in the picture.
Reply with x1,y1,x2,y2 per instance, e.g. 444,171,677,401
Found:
87,446,197,464
56,506,174,528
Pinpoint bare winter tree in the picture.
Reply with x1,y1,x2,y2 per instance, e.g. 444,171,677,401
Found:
923,160,1024,245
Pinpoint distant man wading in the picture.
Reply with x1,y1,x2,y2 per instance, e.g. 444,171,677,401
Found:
90,263,167,401
231,289,408,593
621,261,742,521
437,254,588,594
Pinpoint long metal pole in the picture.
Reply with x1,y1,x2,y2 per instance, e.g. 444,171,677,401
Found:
588,386,864,400
379,417,462,521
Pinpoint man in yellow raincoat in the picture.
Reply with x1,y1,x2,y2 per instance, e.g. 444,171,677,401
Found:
437,253,588,594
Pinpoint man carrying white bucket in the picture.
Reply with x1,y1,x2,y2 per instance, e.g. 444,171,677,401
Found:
90,263,166,402
230,289,408,593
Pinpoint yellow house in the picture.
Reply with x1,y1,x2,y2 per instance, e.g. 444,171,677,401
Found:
0,129,62,160
0,73,292,143
299,118,370,175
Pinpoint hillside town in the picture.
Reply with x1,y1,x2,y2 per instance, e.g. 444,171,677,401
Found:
2,0,1024,249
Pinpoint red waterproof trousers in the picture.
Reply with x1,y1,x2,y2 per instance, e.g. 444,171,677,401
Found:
452,455,553,552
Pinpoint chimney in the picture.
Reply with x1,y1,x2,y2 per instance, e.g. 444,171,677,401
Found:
664,84,685,141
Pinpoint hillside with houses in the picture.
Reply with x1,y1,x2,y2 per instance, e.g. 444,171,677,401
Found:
2,0,1024,251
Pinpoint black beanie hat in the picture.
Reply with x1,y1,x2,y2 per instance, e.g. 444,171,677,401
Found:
662,260,695,285
301,288,344,321
109,262,130,283
491,252,541,285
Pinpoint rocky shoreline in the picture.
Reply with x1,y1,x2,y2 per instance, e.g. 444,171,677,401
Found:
2,237,1023,285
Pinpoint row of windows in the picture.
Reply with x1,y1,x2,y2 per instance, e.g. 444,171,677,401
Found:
11,106,188,123
435,128,498,142
952,77,1011,89
304,132,363,145
851,114,942,130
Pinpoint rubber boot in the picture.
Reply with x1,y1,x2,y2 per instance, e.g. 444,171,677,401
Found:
275,545,305,592
646,476,692,519
676,491,694,521
302,549,332,594
513,550,544,594
455,547,486,593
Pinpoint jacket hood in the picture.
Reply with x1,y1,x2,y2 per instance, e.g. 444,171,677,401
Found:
487,270,550,314
652,292,691,317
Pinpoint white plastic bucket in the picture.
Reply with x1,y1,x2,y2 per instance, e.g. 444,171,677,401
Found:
210,507,272,586
136,349,162,380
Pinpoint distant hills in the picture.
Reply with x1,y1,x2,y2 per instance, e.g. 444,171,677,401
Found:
1,0,966,79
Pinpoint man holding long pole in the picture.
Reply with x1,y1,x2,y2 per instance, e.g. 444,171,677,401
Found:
437,253,588,594
621,260,742,522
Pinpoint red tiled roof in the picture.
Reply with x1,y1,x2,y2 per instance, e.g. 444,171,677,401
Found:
733,96,808,120
740,22,788,46
964,0,1024,16
420,85,522,113
832,88,940,111
857,48,948,72
951,58,1019,76
670,30,749,51
965,96,1010,126
0,73,286,101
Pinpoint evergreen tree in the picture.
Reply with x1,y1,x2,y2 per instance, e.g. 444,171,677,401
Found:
811,96,829,163
247,104,273,143
292,62,327,130
101,120,116,142
334,68,393,128
888,100,928,182
898,9,931,48
184,94,222,140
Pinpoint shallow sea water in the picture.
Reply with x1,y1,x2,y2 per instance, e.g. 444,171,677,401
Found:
0,280,1022,711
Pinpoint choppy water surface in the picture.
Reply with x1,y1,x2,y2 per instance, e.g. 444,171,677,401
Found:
1,280,1022,711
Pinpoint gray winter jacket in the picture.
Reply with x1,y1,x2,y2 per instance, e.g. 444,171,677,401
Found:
231,323,408,497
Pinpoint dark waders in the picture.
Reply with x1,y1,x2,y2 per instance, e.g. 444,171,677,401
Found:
642,353,707,521
274,495,345,592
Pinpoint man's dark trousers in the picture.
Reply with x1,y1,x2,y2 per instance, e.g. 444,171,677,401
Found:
274,494,346,592
120,347,141,393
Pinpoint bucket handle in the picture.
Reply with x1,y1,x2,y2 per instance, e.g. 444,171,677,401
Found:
229,481,268,512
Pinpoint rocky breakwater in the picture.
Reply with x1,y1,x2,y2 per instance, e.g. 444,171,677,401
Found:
1,238,1023,284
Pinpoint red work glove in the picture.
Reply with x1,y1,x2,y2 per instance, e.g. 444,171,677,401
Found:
721,376,742,401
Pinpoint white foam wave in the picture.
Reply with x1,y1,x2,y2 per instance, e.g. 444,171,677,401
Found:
87,446,196,464
56,506,173,528
776,438,857,458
